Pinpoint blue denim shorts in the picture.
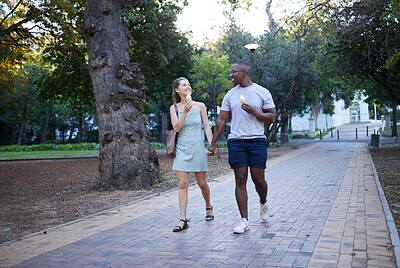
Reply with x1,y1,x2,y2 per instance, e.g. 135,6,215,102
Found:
227,138,268,169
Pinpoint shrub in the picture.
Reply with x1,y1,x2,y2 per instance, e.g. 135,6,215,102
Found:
0,143,100,152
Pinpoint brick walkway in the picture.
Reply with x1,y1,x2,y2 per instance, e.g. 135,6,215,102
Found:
0,141,397,267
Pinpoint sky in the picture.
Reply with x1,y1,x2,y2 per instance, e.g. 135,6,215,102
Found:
176,0,308,46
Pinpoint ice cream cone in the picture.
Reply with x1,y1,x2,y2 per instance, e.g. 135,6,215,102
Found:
240,94,245,104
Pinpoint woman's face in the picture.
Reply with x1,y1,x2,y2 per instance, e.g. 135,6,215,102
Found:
176,79,192,95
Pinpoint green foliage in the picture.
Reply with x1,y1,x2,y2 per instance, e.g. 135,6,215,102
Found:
0,0,86,96
35,0,94,117
191,52,231,109
123,0,194,141
0,58,51,144
36,44,94,116
124,0,193,108
0,1,36,93
0,142,100,152
151,142,166,150
225,0,251,11
0,141,224,153
1,0,95,145
330,0,400,105
0,142,176,152
216,23,254,64
0,150,99,159
384,0,400,68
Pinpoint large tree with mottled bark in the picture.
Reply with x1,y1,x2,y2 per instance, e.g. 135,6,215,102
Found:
83,0,159,190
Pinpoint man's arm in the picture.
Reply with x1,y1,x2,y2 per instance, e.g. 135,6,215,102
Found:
207,110,230,155
241,104,277,124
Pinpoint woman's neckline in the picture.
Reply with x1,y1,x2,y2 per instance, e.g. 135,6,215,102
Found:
178,109,200,113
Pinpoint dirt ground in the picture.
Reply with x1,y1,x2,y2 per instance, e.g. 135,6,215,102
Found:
370,145,400,233
0,143,399,245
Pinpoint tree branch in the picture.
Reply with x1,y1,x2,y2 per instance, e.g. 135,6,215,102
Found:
0,0,23,28
265,0,278,34
121,0,142,9
0,14,35,37
274,0,331,37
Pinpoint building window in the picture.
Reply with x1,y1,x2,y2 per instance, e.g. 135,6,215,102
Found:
349,101,361,122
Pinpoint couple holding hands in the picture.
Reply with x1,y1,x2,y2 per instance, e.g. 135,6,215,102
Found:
170,60,277,234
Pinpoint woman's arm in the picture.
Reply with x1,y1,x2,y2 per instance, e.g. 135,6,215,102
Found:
170,102,192,132
199,103,213,145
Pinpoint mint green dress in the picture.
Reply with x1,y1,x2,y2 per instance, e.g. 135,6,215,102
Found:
172,109,208,172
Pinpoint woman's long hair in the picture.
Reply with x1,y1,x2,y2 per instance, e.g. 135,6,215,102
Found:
172,77,187,103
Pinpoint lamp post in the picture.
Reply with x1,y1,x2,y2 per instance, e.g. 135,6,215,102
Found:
244,43,260,55
244,43,260,81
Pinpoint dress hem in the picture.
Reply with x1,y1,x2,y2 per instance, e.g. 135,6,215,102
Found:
172,169,208,172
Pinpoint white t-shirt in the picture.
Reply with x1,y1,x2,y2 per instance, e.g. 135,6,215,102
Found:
221,83,275,140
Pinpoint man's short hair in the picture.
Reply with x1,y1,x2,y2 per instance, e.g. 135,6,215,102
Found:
233,60,251,73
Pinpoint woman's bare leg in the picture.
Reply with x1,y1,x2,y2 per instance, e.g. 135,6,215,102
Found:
176,171,189,227
194,171,212,216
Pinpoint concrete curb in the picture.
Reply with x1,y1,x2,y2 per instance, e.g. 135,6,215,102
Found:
368,144,400,268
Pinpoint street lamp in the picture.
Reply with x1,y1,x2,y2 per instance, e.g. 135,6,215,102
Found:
245,43,260,79
244,43,260,55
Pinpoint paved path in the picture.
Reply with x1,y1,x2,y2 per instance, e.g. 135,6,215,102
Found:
321,122,394,143
0,139,398,267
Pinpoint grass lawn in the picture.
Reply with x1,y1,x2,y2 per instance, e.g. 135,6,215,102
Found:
0,150,99,159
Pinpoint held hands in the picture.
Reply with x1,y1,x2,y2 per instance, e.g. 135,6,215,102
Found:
207,144,215,156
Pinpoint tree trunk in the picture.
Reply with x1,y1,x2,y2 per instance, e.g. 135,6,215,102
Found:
68,123,76,142
265,0,278,35
17,104,27,145
160,110,167,144
393,99,398,137
78,113,83,143
269,122,279,143
83,0,159,190
310,104,321,131
40,104,53,144
280,119,286,144
0,122,7,145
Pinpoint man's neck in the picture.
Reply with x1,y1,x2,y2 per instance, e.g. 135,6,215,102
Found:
240,79,253,88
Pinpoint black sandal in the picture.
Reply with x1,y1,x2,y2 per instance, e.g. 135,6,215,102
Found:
205,206,214,221
173,218,189,232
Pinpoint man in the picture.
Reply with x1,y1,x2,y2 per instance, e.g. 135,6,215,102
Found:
207,60,277,234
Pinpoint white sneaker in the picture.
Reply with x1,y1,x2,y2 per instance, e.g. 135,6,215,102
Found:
260,202,269,220
233,218,250,234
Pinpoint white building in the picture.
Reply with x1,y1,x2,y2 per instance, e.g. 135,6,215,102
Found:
291,94,370,131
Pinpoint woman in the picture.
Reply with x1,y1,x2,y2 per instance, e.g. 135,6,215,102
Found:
170,77,214,232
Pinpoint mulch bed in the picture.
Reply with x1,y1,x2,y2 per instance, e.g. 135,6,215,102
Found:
370,145,400,234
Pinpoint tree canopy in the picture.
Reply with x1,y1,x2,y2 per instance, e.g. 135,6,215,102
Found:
191,52,231,124
124,0,194,142
2,0,400,147
329,0,400,105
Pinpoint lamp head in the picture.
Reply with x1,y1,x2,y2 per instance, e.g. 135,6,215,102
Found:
245,43,260,55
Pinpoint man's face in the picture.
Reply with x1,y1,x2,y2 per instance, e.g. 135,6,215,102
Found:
230,64,245,85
